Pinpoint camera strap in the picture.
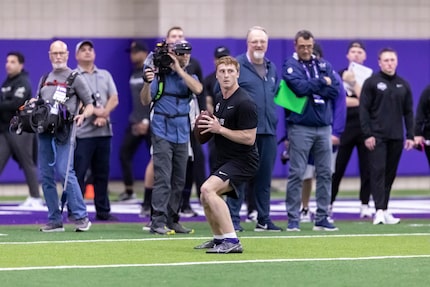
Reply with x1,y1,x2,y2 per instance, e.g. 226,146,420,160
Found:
150,71,194,115
38,71,78,101
154,73,165,102
149,73,166,114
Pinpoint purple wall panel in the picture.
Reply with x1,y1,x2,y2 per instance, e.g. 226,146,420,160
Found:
0,38,428,183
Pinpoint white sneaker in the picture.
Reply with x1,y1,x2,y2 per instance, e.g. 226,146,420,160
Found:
245,210,258,223
373,209,385,225
300,208,312,223
360,204,374,218
384,211,400,224
19,197,44,208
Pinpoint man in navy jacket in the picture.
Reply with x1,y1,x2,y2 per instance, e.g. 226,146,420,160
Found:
283,30,339,232
226,26,282,232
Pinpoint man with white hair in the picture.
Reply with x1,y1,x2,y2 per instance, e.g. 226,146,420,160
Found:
37,40,94,232
226,26,281,232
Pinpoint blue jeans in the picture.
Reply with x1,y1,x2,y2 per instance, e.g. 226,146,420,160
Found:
226,183,246,227
253,134,277,224
38,133,88,224
227,135,277,226
286,124,332,223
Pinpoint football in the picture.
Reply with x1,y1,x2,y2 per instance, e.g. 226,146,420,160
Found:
194,110,214,144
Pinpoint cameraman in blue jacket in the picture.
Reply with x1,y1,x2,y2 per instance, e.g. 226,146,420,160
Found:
283,30,339,232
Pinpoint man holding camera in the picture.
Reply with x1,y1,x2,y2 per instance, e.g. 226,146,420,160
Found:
38,40,94,232
74,40,119,221
141,40,203,235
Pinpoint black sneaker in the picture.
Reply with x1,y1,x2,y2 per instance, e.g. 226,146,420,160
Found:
117,192,137,202
234,223,244,232
254,221,282,232
168,222,194,234
95,214,119,221
194,239,217,249
206,240,243,254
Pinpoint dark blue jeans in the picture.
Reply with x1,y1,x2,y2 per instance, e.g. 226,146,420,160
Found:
74,136,112,217
226,135,277,226
226,183,246,228
253,134,277,224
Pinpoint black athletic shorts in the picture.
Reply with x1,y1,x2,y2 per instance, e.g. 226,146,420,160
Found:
213,159,258,199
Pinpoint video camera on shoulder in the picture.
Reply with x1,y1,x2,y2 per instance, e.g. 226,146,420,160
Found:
153,40,173,74
151,40,193,74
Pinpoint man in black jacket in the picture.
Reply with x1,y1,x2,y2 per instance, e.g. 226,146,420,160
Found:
360,47,415,225
0,51,42,208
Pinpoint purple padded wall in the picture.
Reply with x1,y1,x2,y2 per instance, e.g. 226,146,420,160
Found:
0,38,428,183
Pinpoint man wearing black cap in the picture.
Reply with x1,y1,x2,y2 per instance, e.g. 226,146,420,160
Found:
204,46,230,105
331,40,374,219
118,40,153,210
141,40,202,235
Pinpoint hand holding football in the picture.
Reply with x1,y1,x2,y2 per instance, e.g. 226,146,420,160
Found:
194,110,214,144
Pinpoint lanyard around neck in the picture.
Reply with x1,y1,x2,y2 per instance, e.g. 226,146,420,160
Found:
301,60,319,79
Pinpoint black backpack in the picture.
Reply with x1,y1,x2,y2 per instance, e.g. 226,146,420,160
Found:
10,72,78,136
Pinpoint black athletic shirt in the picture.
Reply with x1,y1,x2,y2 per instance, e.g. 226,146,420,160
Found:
213,87,258,162
360,71,414,140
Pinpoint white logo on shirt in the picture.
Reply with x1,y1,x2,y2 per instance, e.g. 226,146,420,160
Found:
14,87,26,98
377,82,387,91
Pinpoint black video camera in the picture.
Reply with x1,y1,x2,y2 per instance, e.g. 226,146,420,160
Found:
153,41,173,74
153,40,193,74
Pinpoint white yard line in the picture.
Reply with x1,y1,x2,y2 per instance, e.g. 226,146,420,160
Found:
1,255,430,272
0,233,429,245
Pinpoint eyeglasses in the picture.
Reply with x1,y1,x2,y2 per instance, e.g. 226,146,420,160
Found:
297,44,313,51
49,51,68,56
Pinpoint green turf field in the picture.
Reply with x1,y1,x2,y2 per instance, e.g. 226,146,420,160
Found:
1,220,430,287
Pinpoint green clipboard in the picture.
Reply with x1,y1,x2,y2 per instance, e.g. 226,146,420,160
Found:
274,80,308,114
